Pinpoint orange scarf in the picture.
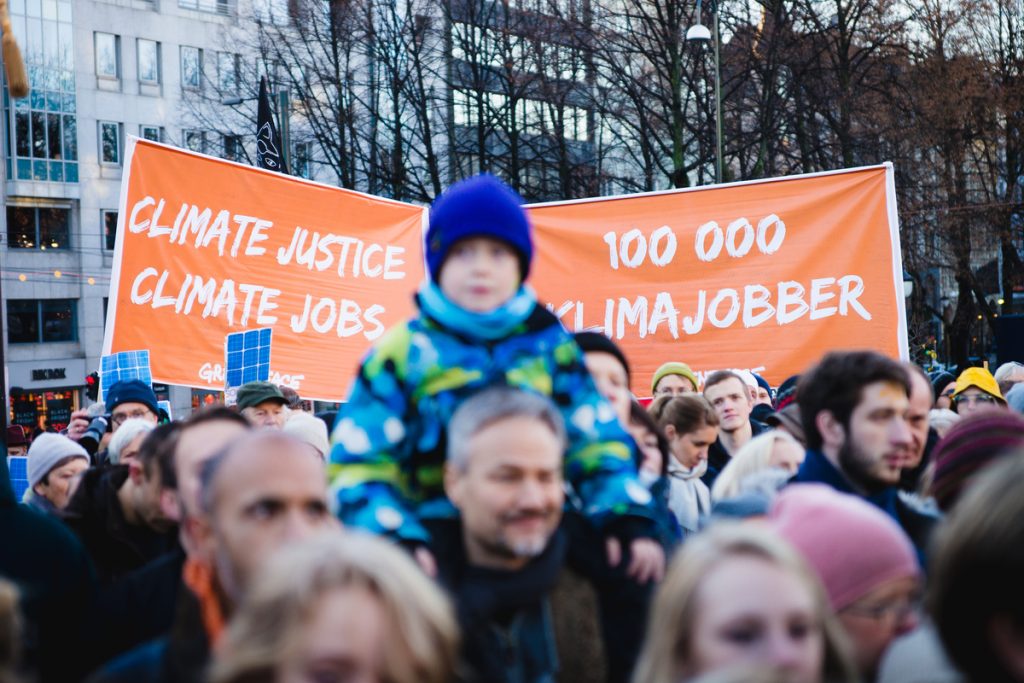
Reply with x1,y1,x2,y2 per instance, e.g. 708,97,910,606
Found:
183,558,227,646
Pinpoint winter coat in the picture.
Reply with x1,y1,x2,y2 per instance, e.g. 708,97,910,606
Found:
328,299,656,544
61,465,177,584
85,579,210,683
0,457,96,682
428,518,565,683
88,548,185,665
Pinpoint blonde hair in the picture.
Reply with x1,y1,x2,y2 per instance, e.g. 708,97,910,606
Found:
209,532,459,683
711,430,803,501
632,524,857,683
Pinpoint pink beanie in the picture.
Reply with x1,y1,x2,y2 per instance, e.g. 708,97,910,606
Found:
768,484,920,610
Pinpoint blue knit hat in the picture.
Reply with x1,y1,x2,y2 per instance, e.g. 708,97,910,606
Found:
426,174,533,282
105,379,159,415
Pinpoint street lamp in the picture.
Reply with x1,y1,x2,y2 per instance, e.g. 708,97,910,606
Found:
687,0,723,184
903,270,914,299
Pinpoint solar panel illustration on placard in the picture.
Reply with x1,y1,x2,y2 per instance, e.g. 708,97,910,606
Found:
7,456,29,503
224,328,272,389
99,350,153,402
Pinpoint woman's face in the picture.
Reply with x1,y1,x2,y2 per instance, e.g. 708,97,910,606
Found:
838,575,920,680
669,425,719,470
35,458,88,509
687,555,825,683
279,586,389,683
769,437,806,474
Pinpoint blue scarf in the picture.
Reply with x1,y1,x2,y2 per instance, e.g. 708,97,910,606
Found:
417,281,536,341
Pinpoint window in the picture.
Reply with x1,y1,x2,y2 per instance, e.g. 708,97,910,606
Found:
218,52,239,94
184,129,206,153
179,0,231,15
563,106,588,141
6,206,71,250
7,299,77,344
95,32,119,79
254,0,289,23
222,135,242,161
293,141,311,178
140,125,164,142
99,121,122,164
452,88,476,127
102,210,119,250
138,39,160,84
181,46,202,89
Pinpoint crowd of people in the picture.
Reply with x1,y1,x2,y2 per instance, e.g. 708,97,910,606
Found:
3,174,1024,683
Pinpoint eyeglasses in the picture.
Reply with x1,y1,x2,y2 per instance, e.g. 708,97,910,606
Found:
953,394,998,407
111,408,155,426
843,595,921,623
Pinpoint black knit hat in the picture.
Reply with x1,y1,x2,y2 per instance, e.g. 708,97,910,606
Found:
573,331,630,383
930,371,956,402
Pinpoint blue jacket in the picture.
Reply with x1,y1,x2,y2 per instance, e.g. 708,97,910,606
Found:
328,300,655,544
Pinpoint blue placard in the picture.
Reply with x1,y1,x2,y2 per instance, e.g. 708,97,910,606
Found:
7,455,29,502
99,350,153,403
224,328,272,389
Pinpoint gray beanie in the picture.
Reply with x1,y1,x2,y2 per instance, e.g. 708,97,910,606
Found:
27,433,90,489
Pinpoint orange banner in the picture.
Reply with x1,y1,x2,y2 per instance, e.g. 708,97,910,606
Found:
527,164,907,393
105,143,905,400
104,139,425,400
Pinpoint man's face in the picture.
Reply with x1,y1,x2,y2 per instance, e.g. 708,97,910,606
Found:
198,440,335,608
583,351,632,427
241,401,289,430
704,378,752,433
953,387,1003,417
129,459,176,533
755,386,773,407
111,401,158,433
175,420,249,520
835,381,912,491
653,373,696,397
446,415,564,570
901,372,932,470
438,237,521,314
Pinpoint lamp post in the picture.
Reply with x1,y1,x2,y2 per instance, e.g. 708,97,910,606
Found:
687,0,723,184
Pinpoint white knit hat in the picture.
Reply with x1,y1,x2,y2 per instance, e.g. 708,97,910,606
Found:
27,433,90,488
283,411,330,458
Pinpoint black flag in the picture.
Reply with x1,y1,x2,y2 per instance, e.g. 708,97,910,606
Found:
256,76,288,174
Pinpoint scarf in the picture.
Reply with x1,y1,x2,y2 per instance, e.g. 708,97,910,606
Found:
667,459,712,533
417,281,536,341
183,558,227,647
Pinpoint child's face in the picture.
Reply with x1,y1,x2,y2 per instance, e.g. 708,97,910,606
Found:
439,237,521,313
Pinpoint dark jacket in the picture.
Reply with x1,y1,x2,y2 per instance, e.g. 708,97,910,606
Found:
428,511,651,683
702,418,768,487
791,449,940,566
427,518,565,683
0,457,96,682
88,548,186,665
85,580,210,683
61,465,177,583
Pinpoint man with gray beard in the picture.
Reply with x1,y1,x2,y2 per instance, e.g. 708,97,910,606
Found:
428,388,571,683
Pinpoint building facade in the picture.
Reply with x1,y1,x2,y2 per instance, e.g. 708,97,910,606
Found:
3,0,254,429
